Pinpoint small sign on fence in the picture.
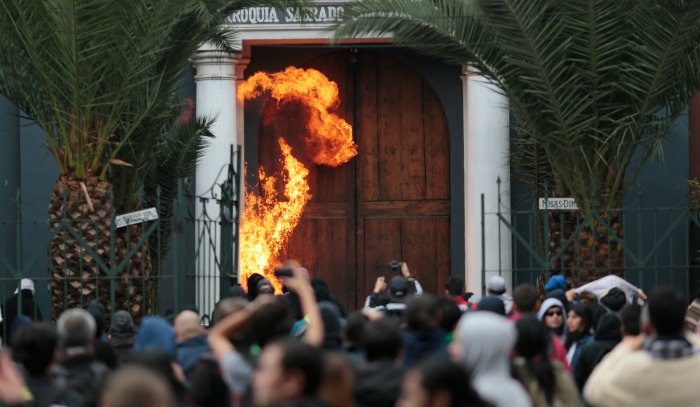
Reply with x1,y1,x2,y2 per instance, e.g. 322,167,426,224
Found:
538,198,578,210
115,208,159,228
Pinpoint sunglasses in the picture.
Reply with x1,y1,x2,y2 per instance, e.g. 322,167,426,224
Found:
545,310,563,317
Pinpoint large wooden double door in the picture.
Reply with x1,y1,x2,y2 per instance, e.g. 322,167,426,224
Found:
256,50,451,309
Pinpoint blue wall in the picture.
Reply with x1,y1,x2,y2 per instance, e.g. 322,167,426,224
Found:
0,96,59,317
622,111,690,295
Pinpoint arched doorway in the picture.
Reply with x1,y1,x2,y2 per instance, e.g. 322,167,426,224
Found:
255,50,451,309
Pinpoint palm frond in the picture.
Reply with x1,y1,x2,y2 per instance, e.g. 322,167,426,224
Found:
336,0,700,212
142,115,215,263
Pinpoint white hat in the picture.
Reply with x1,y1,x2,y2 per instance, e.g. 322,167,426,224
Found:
487,275,506,293
14,278,35,294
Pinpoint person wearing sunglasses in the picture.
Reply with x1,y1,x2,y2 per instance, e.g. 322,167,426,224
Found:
538,298,566,339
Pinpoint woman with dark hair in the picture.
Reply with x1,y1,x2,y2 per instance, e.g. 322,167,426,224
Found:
397,357,492,407
564,303,593,371
512,317,582,407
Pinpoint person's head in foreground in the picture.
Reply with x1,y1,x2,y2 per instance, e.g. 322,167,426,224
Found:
101,365,174,407
643,286,687,337
397,357,491,407
252,340,325,407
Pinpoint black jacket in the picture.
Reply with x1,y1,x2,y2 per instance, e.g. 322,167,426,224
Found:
574,313,622,390
1,290,42,339
354,361,404,407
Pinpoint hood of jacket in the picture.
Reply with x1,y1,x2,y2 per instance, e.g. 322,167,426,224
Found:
134,316,176,359
456,312,531,407
594,313,622,342
538,298,565,320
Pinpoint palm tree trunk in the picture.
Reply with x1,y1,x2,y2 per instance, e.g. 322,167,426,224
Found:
48,177,152,323
537,211,624,298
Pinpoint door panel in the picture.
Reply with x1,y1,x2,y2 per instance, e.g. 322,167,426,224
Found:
255,51,450,310
355,52,451,305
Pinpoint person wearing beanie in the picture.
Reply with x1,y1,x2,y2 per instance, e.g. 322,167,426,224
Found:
110,310,137,364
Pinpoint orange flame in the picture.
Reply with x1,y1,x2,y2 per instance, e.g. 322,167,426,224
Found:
238,66,357,167
238,67,357,293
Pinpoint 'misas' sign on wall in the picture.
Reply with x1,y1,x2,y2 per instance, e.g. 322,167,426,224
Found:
228,5,346,25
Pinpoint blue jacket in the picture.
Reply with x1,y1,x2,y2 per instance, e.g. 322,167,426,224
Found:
402,330,448,368
176,335,211,380
569,335,593,372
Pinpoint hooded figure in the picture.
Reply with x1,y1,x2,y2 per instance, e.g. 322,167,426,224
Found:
311,277,347,317
574,312,622,391
110,310,137,364
538,297,566,338
256,279,274,295
456,312,532,407
1,278,42,339
599,287,626,312
134,317,176,360
246,273,265,301
87,300,117,368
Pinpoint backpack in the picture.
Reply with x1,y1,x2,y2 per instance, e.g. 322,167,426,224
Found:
52,360,109,407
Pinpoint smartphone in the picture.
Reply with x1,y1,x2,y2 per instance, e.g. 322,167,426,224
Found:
274,268,294,277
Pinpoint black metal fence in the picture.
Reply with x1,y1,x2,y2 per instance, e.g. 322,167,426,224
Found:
0,145,241,337
482,180,700,298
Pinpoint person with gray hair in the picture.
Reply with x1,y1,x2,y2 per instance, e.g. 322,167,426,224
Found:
57,308,96,350
52,308,109,407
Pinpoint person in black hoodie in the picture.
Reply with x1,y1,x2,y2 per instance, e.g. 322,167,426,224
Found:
1,278,42,340
109,310,137,364
599,287,627,312
246,273,266,301
311,277,347,318
402,295,448,368
87,300,118,369
354,319,405,407
574,312,622,391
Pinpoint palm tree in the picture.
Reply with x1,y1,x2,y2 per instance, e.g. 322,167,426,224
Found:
336,0,700,285
0,0,305,321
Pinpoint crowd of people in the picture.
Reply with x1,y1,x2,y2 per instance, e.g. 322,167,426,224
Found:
1,263,700,407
